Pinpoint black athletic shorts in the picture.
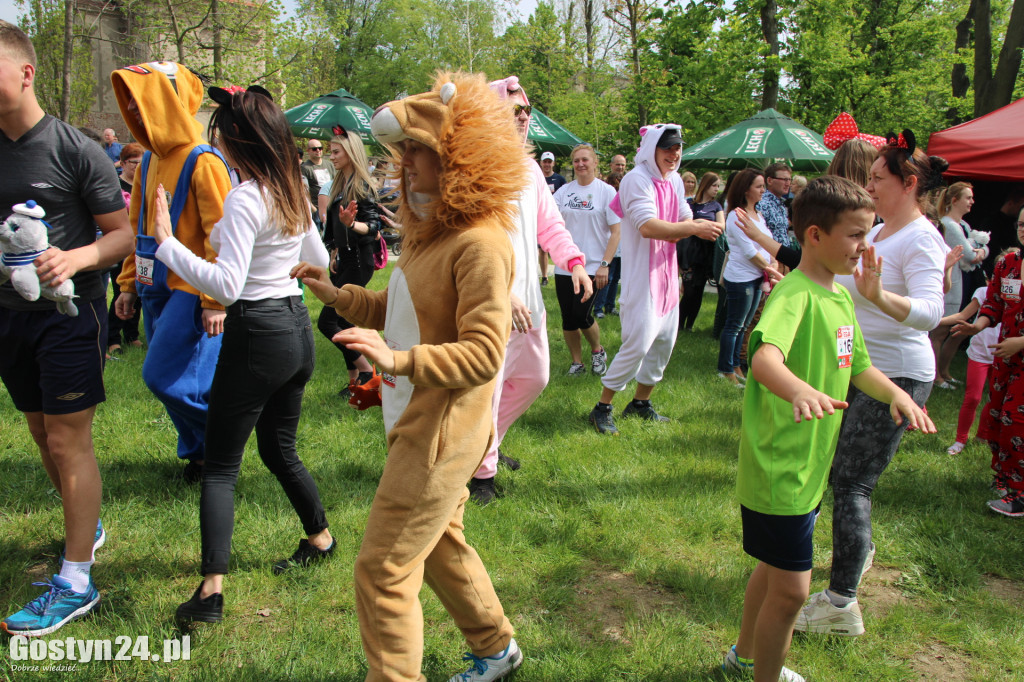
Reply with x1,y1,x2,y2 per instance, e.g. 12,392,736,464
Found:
555,273,597,331
0,297,107,414
741,504,820,572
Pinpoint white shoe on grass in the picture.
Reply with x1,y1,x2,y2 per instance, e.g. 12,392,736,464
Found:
721,645,804,681
448,638,522,681
793,590,865,636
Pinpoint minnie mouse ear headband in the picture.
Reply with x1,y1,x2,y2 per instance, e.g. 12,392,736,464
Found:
884,129,917,155
208,84,272,106
371,82,458,154
823,112,886,150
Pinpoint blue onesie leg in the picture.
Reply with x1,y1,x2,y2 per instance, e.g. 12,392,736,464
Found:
141,289,221,461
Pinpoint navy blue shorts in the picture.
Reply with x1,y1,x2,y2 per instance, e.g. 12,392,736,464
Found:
741,504,819,572
0,298,107,415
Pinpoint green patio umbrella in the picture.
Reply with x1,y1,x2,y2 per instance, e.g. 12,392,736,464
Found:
284,88,376,146
679,108,834,172
528,109,585,156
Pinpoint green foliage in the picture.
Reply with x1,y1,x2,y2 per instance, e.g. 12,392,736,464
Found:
17,0,93,124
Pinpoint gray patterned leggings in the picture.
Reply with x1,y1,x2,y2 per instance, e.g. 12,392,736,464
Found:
828,377,932,598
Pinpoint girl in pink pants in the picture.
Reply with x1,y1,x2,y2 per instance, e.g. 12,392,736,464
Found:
945,285,997,455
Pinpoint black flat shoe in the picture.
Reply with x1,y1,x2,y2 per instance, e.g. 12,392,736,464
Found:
272,538,335,575
176,584,223,624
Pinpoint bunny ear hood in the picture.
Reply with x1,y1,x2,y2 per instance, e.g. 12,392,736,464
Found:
634,124,683,180
372,72,529,244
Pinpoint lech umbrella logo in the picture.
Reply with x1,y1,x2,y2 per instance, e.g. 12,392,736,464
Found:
739,127,772,155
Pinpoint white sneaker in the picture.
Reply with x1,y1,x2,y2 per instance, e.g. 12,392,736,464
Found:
793,590,865,636
721,645,805,681
448,638,523,681
946,441,965,455
567,362,586,377
591,348,608,375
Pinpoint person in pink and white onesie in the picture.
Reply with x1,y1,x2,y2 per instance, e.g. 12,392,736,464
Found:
467,76,591,505
588,124,723,436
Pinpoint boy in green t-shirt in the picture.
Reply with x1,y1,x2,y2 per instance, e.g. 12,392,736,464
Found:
721,176,935,682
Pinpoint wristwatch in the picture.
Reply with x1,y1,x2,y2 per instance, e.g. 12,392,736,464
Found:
600,260,609,268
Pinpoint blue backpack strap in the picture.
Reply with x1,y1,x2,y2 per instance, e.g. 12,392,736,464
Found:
136,151,153,237
136,145,229,236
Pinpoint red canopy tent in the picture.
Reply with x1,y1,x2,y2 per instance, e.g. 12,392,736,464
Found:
927,98,1024,181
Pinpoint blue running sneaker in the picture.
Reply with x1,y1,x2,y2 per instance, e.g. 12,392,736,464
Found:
1,576,100,637
448,638,522,681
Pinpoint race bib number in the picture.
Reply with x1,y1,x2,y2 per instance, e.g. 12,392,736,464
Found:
381,335,399,388
136,255,155,287
836,325,854,369
1001,277,1021,301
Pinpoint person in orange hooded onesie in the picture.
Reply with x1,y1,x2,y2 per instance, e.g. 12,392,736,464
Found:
110,62,233,482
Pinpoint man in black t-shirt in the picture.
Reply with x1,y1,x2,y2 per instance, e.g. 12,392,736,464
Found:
0,21,132,638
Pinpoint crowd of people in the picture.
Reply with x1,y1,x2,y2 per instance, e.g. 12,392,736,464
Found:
2,17,1024,682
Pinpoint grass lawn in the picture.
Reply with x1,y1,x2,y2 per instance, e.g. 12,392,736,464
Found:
2,266,1023,681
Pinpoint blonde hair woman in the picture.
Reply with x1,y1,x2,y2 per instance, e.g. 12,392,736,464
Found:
552,143,619,376
316,128,382,396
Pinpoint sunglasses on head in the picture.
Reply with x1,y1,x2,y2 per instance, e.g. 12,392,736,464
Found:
512,104,532,117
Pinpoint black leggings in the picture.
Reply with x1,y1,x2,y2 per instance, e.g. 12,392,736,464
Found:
827,377,931,597
200,297,327,575
679,263,711,330
317,255,374,370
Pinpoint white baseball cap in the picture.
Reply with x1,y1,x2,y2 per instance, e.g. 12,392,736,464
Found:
540,151,555,162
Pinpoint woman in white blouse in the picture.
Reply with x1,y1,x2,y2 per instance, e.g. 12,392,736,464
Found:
795,136,947,637
151,86,335,625
717,169,771,387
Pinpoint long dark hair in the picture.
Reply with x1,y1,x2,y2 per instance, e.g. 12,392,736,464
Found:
208,92,309,237
725,168,763,213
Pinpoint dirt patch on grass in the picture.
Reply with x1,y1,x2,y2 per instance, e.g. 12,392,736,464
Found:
859,566,907,619
908,641,970,681
574,567,684,645
983,574,1024,602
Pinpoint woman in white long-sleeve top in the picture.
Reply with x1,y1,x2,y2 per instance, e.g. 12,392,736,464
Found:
795,132,948,638
149,85,335,625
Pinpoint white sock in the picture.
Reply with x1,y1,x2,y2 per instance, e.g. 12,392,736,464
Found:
825,588,855,607
58,559,93,593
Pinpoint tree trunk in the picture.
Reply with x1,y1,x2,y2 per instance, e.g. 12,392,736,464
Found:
972,0,992,117
760,0,779,110
212,0,222,82
985,0,1024,114
60,0,73,121
948,0,975,125
583,0,596,75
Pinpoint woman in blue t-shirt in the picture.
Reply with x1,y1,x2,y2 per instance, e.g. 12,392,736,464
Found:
678,172,725,331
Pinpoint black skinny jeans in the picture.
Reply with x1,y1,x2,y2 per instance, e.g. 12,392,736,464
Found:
317,247,375,371
200,296,327,575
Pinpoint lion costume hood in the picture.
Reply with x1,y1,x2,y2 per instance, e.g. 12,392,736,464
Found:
371,72,529,245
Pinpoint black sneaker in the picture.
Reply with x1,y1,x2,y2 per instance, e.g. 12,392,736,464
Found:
622,400,670,422
589,403,619,435
497,449,521,471
182,460,204,484
338,386,353,400
272,538,336,575
541,277,549,286
176,584,223,624
469,477,496,505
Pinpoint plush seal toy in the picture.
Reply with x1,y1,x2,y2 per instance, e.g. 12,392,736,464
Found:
0,200,79,316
